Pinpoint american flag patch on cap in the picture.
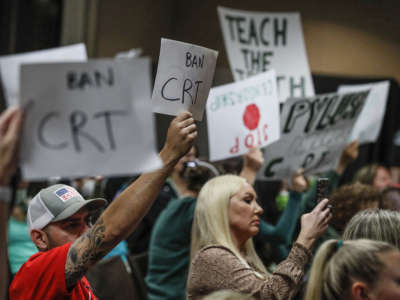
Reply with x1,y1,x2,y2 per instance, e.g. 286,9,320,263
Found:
54,186,79,202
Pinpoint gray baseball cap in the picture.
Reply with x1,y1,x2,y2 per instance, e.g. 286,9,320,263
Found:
27,184,107,232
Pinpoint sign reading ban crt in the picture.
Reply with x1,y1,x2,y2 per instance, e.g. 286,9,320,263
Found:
152,38,218,121
20,59,161,180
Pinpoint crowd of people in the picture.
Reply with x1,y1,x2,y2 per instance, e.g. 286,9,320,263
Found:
1,100,400,300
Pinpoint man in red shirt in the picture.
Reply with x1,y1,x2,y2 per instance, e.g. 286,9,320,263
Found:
9,112,197,300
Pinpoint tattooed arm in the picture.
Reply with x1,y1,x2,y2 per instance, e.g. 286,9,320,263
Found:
65,112,197,289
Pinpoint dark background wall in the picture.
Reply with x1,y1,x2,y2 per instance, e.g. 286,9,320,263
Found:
94,0,400,83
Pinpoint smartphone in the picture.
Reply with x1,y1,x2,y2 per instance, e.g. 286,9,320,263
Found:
316,178,329,203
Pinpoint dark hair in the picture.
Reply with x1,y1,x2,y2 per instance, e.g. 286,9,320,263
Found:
181,160,218,193
329,183,381,232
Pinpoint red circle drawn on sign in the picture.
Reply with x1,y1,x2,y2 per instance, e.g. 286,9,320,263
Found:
243,104,261,130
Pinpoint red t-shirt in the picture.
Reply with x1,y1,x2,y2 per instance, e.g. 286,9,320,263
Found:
10,243,98,300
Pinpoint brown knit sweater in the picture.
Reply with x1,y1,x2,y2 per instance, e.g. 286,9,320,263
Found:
186,243,311,300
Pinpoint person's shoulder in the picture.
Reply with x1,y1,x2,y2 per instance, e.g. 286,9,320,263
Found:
163,195,196,212
10,243,73,298
20,243,71,271
190,245,245,277
194,245,237,263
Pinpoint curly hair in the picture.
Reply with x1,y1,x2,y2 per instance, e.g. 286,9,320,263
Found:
329,183,381,232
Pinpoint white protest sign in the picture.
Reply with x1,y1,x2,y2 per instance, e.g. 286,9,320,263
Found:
259,90,369,180
20,58,162,180
152,38,218,121
338,81,389,144
207,70,280,161
0,44,87,107
218,7,314,102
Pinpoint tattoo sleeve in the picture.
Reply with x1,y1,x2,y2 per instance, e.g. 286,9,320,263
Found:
64,217,113,290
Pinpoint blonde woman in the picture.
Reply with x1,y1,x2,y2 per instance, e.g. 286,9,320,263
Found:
187,175,331,300
304,239,400,300
343,209,400,249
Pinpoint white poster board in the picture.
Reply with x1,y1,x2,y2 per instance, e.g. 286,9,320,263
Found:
338,81,389,144
20,58,162,180
207,70,280,161
152,38,218,121
0,44,87,107
218,7,314,102
259,90,369,180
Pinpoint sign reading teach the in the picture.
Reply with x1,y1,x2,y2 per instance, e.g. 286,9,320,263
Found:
0,44,87,107
218,7,314,102
259,90,369,180
20,58,161,180
207,70,280,161
152,38,218,121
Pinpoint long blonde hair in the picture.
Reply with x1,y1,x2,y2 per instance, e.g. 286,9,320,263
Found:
190,175,267,275
304,239,395,300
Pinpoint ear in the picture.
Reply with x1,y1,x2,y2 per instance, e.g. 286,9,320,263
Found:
351,281,371,300
30,229,50,251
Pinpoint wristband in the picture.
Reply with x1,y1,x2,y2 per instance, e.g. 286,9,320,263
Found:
0,186,11,203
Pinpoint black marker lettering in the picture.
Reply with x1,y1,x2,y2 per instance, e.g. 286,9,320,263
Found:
161,77,179,101
274,18,287,46
38,112,68,149
264,157,284,177
94,68,114,87
182,79,193,104
93,110,127,150
70,110,104,152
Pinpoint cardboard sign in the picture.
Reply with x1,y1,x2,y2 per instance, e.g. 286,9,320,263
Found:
152,38,218,121
218,7,314,102
0,44,87,107
259,90,369,180
207,70,280,161
20,58,162,180
338,81,389,144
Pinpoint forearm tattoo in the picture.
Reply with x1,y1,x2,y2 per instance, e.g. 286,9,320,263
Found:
65,218,112,290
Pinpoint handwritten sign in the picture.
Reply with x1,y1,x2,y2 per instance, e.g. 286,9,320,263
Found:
207,70,280,161
20,58,162,180
218,7,314,102
0,44,87,107
152,38,218,121
259,90,369,180
338,81,389,144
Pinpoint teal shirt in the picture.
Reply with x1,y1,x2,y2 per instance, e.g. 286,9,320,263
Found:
146,196,196,300
8,217,38,274
258,191,303,260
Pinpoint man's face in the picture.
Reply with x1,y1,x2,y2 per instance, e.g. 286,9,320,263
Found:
44,208,91,249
